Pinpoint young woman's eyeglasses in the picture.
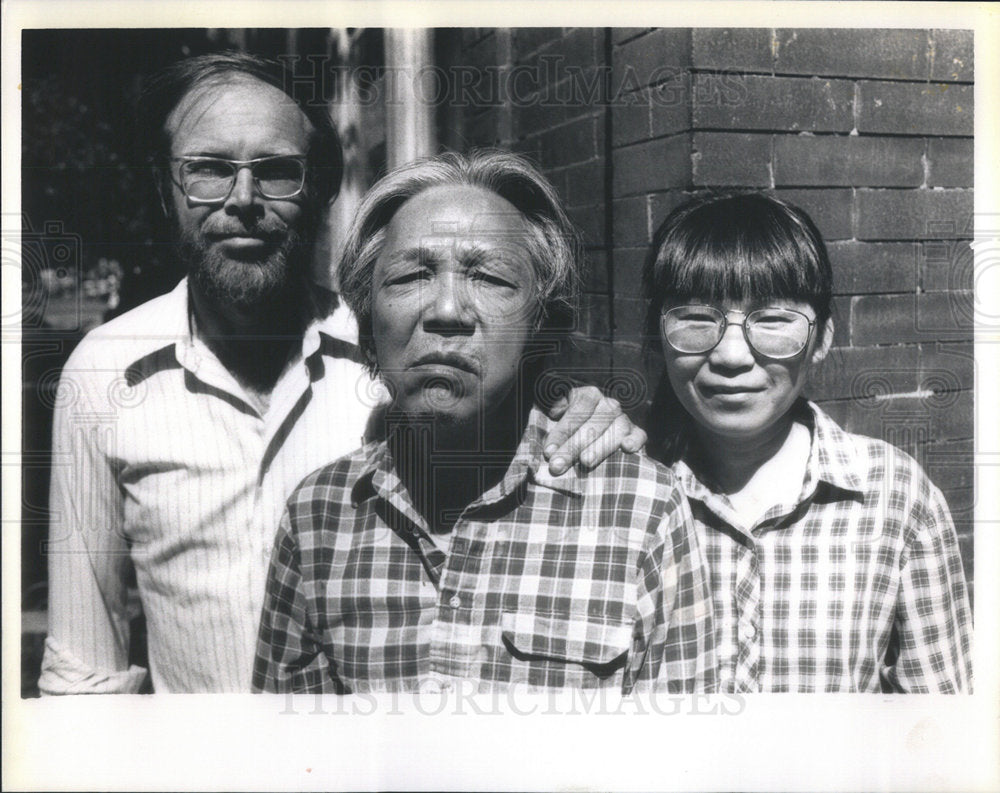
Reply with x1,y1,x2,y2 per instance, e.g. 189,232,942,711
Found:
660,305,816,359
170,156,308,203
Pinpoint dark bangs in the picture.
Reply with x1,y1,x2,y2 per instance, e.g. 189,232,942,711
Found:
643,193,833,343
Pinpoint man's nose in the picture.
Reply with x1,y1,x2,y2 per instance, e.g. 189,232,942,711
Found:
223,166,258,211
709,318,755,367
423,271,475,335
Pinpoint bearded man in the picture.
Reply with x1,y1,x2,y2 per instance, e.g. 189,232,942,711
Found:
40,53,644,694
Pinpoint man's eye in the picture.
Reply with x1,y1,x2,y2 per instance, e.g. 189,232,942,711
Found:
185,160,231,178
470,270,516,289
385,270,430,286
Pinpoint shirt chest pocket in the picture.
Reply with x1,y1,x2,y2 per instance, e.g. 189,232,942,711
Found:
500,610,633,680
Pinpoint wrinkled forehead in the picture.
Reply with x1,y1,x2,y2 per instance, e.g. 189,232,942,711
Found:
164,74,312,150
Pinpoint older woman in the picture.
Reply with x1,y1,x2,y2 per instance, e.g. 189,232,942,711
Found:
643,192,972,693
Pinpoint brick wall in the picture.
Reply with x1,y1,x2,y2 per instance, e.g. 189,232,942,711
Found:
444,27,975,590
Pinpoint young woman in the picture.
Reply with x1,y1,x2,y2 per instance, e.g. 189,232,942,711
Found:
643,192,972,693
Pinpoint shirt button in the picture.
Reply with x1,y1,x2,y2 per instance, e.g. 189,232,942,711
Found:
738,623,757,642
449,595,462,609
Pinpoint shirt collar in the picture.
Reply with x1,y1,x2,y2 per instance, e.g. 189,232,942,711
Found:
349,402,584,520
123,276,361,379
804,401,866,495
674,399,865,510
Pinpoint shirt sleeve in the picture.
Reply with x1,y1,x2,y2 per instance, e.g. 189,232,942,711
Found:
39,346,148,695
253,508,338,693
655,487,718,693
882,476,974,693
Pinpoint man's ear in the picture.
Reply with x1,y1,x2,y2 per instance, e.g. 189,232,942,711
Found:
811,316,835,365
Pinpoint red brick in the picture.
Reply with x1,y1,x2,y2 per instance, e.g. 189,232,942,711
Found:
612,28,691,92
562,159,606,207
649,71,691,137
582,293,612,339
851,292,973,344
614,28,652,45
773,189,853,240
692,75,854,133
856,189,973,241
512,28,564,63
604,360,655,412
922,438,974,488
921,238,974,292
921,438,974,519
583,249,610,294
927,138,973,188
566,202,607,248
692,132,771,187
920,341,974,391
612,134,690,197
534,114,601,169
613,195,649,247
549,27,599,72
857,82,973,137
612,88,652,147
558,336,612,379
804,345,920,402
613,247,647,299
838,388,972,446
582,250,609,293
513,97,570,141
613,295,649,345
465,106,508,148
691,28,774,71
773,135,924,187
648,191,691,231
930,29,974,82
461,29,489,49
464,32,500,72
826,241,918,295
775,29,929,80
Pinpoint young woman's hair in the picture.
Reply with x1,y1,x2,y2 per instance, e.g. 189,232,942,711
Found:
641,192,834,460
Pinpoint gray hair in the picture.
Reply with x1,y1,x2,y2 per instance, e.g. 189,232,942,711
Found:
337,149,582,371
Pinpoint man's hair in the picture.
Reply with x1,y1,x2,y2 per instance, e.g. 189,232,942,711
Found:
642,191,833,346
137,51,343,205
337,149,582,372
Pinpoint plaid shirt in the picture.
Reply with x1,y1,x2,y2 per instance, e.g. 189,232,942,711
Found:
670,400,973,693
254,405,716,694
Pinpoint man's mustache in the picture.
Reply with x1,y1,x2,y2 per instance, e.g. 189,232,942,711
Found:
200,216,290,242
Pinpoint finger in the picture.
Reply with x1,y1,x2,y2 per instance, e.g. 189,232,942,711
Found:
542,386,603,459
579,413,635,469
546,394,571,422
620,425,647,454
546,395,623,474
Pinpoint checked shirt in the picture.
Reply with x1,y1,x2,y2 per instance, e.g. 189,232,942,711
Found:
671,400,973,693
253,405,716,694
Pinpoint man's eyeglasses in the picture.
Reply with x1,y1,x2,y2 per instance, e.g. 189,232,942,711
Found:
660,305,816,359
170,156,308,203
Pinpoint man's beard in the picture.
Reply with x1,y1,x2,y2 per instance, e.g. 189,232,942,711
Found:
175,213,314,322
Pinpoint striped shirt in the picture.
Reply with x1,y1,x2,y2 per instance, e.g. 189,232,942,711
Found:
668,400,973,693
253,406,717,694
40,278,376,693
